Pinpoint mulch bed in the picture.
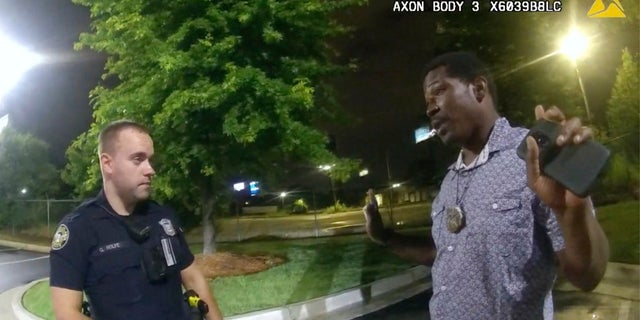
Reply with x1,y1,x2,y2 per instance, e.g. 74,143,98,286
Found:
194,252,286,278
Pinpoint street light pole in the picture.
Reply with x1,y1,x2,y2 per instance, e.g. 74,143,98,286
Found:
280,192,287,210
560,29,591,121
318,164,337,212
385,150,395,225
574,64,591,121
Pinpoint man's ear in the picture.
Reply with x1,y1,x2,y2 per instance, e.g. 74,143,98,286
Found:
100,153,112,174
471,77,487,102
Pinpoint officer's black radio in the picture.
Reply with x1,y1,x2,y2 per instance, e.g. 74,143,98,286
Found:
141,245,168,282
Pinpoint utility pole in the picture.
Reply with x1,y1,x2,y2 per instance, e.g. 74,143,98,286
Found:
385,150,394,226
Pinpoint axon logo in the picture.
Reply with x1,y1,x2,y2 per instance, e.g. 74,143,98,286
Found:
588,0,626,18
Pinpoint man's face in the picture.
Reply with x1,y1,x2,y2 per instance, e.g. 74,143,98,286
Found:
103,128,155,202
423,66,481,146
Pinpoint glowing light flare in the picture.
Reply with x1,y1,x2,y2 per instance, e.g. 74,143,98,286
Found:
0,32,43,99
318,164,334,171
559,30,589,62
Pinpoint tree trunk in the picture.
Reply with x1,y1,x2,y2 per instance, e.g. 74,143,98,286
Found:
201,196,217,254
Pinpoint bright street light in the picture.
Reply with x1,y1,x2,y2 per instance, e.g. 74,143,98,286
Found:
0,32,43,100
559,29,591,120
20,187,28,195
359,169,369,177
318,164,334,171
560,29,589,62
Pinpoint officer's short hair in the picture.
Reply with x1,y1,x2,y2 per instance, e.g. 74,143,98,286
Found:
98,119,150,155
422,51,498,106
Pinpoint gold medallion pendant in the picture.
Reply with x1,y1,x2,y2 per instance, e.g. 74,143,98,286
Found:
446,206,465,233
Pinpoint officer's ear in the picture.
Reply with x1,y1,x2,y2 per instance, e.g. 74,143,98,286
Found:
471,77,487,103
100,153,113,174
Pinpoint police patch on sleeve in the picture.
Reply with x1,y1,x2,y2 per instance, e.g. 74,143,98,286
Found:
159,218,176,236
51,224,70,250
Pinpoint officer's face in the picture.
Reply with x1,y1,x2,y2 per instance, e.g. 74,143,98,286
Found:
106,128,156,202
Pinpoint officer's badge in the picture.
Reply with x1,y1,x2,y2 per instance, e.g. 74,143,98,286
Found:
159,218,176,236
51,224,69,250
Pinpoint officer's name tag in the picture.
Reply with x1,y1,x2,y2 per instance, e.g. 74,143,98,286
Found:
161,238,176,267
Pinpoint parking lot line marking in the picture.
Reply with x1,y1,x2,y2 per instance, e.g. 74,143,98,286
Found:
0,255,49,266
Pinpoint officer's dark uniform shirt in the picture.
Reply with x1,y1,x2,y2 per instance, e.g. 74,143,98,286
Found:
49,190,195,320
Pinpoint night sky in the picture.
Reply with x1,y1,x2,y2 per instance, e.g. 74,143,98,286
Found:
0,0,637,187
0,0,100,166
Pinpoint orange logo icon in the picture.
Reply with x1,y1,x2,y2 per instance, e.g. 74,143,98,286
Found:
588,0,626,18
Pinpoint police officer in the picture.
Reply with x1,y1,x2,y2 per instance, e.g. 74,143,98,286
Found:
50,120,223,320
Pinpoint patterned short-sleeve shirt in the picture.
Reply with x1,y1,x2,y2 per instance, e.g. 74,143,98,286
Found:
429,117,564,320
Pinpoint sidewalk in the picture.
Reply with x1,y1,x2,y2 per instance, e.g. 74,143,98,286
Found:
553,262,640,320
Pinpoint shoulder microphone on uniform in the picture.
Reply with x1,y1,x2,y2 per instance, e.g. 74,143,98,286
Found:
124,222,151,243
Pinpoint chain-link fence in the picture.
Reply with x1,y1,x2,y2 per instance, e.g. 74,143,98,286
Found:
0,199,82,239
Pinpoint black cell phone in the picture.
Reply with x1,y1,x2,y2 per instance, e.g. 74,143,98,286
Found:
516,119,610,198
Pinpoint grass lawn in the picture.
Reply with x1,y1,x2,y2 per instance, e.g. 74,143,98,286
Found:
20,200,640,319
596,200,640,264
23,233,418,319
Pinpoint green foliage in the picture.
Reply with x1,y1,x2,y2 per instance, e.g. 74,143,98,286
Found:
0,127,62,228
291,198,308,213
325,159,361,183
0,127,60,199
323,199,348,213
594,49,640,201
596,201,640,264
64,0,365,218
606,48,639,163
597,153,639,204
60,131,101,198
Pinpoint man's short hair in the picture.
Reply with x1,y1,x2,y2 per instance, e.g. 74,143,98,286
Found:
98,119,149,155
423,51,498,106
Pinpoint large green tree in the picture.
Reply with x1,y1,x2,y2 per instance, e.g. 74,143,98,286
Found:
64,0,363,252
601,48,639,198
0,126,61,228
0,127,60,198
606,48,639,162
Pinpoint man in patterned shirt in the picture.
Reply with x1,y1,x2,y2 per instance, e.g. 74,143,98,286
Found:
363,51,609,319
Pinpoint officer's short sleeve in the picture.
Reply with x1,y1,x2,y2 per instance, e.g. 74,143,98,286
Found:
177,227,194,270
49,213,90,290
166,210,194,270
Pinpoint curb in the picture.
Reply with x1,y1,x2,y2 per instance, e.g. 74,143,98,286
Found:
0,240,50,254
226,266,430,320
13,267,430,320
12,279,43,320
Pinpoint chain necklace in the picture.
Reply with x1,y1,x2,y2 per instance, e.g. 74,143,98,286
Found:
446,153,481,233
